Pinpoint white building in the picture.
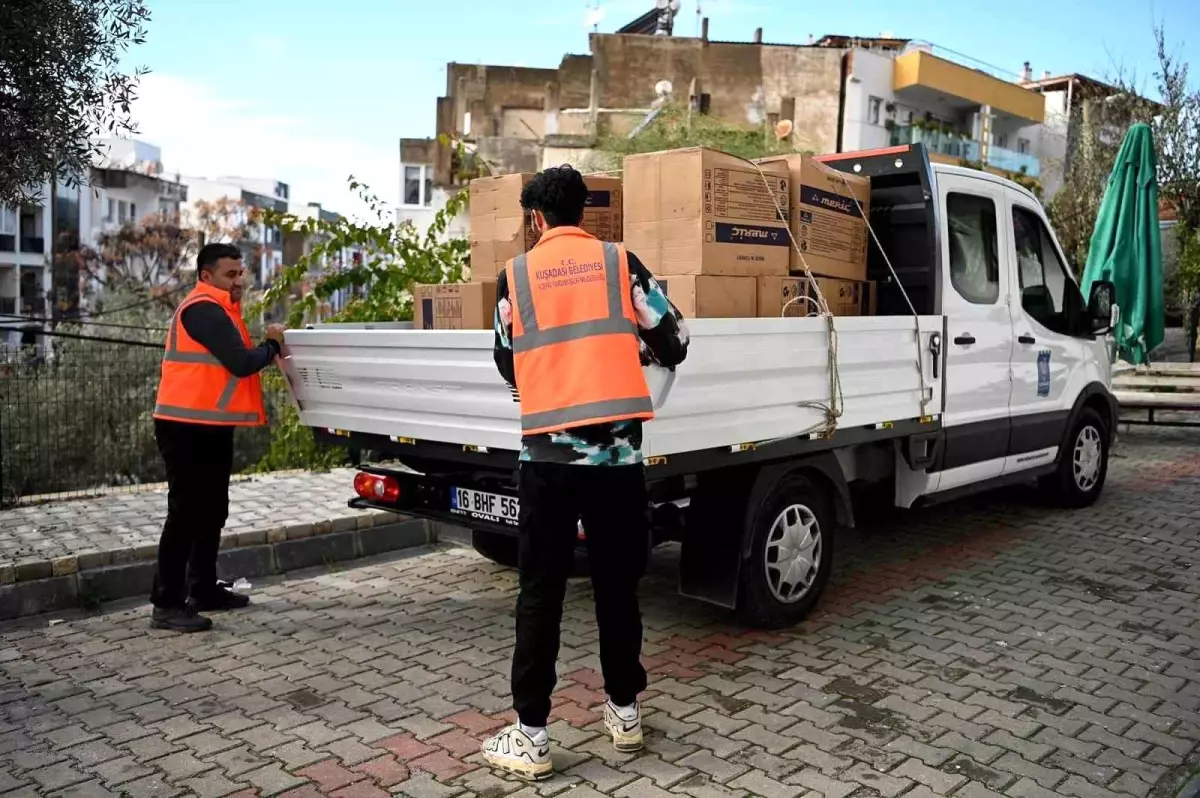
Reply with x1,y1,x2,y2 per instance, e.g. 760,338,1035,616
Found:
836,39,1045,181
89,138,188,238
396,140,469,241
181,176,290,288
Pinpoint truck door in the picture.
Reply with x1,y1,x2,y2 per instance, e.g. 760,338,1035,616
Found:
1003,190,1086,474
932,172,1015,492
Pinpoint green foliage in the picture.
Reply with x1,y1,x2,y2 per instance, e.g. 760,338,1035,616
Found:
257,178,470,328
0,0,151,204
594,102,806,163
248,173,473,471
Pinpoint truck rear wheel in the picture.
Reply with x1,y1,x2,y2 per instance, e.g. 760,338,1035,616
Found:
737,474,835,629
471,529,519,568
1040,408,1109,508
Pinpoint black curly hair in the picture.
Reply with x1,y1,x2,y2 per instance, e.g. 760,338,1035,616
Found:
519,165,588,227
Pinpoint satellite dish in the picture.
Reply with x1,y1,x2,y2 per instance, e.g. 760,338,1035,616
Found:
654,79,673,98
775,119,794,139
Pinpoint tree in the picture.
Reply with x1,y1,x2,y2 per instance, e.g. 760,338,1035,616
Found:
1046,26,1200,358
258,179,469,328
0,0,150,204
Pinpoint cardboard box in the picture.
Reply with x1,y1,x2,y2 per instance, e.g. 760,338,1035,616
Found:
756,154,870,282
660,275,757,318
468,173,623,282
757,275,876,318
623,148,791,278
412,281,497,330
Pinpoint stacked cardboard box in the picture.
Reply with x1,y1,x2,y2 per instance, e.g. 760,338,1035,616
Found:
757,275,876,319
624,147,791,318
414,172,624,330
412,282,498,330
468,173,623,282
755,154,875,317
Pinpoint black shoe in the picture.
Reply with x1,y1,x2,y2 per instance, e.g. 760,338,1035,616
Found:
150,605,213,633
191,585,250,612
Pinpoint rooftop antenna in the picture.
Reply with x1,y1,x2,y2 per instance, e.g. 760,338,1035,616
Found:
583,0,604,33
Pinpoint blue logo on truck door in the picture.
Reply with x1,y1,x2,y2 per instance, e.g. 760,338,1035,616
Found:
1037,350,1051,396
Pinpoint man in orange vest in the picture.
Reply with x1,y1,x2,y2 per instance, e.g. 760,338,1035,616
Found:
482,166,689,780
149,243,284,633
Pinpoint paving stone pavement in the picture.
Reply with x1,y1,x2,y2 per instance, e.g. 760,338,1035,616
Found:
1,426,1198,798
0,470,392,579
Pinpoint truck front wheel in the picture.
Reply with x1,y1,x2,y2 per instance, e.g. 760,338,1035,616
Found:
737,474,835,628
1040,407,1109,508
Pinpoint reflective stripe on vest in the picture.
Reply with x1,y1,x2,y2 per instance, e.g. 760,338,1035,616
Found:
510,241,654,431
153,297,262,424
510,242,638,354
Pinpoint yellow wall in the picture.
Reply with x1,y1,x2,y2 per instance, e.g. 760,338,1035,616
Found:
894,50,1045,123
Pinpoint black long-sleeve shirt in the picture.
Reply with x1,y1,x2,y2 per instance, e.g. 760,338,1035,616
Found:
180,303,279,378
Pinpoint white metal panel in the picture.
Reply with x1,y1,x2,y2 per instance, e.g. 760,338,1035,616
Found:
280,315,945,458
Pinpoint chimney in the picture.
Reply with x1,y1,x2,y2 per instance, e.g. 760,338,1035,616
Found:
753,27,762,44
1043,70,1051,80
807,33,815,45
701,16,708,42
1021,61,1032,82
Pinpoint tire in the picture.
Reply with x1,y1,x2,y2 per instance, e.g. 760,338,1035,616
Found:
471,529,519,568
737,473,836,629
1040,407,1109,508
470,528,591,577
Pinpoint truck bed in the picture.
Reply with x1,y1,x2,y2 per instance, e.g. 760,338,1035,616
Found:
281,315,946,459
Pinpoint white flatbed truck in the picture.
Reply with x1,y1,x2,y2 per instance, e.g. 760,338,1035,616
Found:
279,144,1120,627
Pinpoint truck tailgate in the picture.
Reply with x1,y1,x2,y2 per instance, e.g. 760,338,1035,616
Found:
280,315,945,457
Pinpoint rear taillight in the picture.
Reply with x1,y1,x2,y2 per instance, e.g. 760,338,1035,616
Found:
353,472,401,503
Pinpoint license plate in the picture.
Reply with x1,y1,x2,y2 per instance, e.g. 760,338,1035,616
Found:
450,486,520,526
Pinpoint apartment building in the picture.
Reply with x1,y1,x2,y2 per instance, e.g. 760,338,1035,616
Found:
838,39,1045,181
181,176,290,289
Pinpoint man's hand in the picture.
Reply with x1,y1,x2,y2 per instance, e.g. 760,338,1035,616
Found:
265,324,286,344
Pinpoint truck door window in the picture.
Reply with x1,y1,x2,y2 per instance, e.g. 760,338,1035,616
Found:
946,192,1000,304
1012,206,1084,334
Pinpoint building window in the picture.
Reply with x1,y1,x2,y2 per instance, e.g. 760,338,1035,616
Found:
946,192,1000,305
106,198,115,222
0,206,15,235
993,132,1009,149
402,164,433,208
130,203,136,221
1017,138,1031,154
117,201,128,224
868,96,883,125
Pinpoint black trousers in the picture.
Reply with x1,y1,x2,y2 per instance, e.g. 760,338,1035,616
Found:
150,419,234,609
511,461,649,727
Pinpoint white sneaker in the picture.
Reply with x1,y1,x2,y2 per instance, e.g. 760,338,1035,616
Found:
481,725,552,781
603,701,644,752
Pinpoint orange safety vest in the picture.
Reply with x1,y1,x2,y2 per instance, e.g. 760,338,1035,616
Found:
153,282,267,426
507,226,653,435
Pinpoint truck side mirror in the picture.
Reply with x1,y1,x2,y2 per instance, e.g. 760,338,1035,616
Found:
1087,280,1116,335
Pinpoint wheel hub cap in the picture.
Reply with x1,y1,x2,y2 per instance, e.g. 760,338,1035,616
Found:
1073,425,1102,491
764,504,821,604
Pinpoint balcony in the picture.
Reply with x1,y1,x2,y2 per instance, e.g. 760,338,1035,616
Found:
891,124,973,159
891,125,1040,178
962,141,1040,177
0,235,13,253
893,48,1045,124
19,237,44,254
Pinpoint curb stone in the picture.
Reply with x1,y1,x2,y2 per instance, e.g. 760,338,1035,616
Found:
0,518,435,620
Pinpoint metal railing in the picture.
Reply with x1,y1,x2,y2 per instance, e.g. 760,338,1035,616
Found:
891,125,1041,177
0,338,288,507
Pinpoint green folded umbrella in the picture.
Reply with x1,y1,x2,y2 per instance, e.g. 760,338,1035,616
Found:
1081,123,1164,365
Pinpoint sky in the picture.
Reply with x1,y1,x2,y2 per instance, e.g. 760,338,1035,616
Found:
126,0,1198,220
